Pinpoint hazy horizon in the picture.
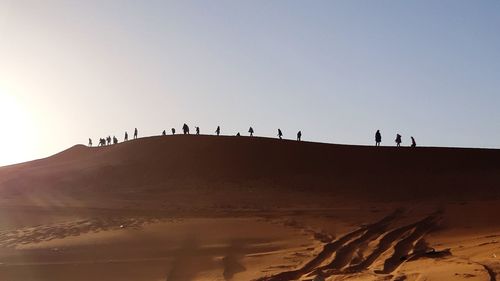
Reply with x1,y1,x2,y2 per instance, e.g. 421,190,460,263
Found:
1,0,499,166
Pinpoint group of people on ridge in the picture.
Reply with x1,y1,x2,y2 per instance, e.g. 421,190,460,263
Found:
89,128,138,147
88,126,417,148
88,125,303,147
375,130,417,147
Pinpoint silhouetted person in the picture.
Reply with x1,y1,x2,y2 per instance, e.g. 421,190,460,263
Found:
375,130,382,146
236,132,240,136
395,134,402,147
297,131,302,141
107,136,111,146
215,126,220,136
195,127,200,135
248,127,254,136
278,129,283,140
88,138,92,147
113,136,118,145
182,123,190,134
124,132,128,141
162,130,166,136
171,128,176,135
99,138,105,146
134,128,138,139
411,136,416,147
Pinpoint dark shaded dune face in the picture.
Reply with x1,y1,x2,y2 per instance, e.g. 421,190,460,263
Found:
0,135,499,209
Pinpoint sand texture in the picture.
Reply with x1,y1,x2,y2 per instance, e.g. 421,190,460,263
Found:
0,135,499,280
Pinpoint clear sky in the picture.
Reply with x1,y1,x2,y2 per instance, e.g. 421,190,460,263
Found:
0,0,499,166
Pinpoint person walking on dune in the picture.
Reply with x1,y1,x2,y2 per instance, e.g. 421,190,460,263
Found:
107,136,111,146
375,130,382,146
88,138,92,147
171,128,176,135
196,127,200,135
134,128,138,139
162,130,166,136
215,126,220,136
278,129,283,140
297,131,302,141
113,136,118,145
182,123,190,134
411,136,416,147
124,132,128,141
395,134,402,147
248,127,254,136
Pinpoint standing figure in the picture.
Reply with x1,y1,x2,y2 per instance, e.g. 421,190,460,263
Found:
236,132,240,136
411,136,416,147
215,126,220,136
248,127,254,136
277,129,283,140
297,131,302,141
124,132,128,141
196,127,200,135
113,136,118,144
107,136,111,145
134,128,138,139
182,123,190,134
375,130,382,146
171,128,176,135
395,134,402,147
162,130,166,136
88,138,92,147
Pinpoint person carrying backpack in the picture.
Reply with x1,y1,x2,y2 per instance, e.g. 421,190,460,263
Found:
395,134,402,147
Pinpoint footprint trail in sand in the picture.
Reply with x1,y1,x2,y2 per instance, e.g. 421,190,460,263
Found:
258,211,443,281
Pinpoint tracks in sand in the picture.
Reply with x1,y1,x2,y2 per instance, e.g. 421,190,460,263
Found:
257,211,443,281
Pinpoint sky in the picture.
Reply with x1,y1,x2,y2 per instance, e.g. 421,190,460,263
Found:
0,0,499,166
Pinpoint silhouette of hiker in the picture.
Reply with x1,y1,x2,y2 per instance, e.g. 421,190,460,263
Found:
297,131,302,141
124,132,128,141
134,128,138,139
248,127,254,136
278,129,283,140
411,136,416,147
113,136,118,145
375,130,382,146
215,126,220,136
182,123,190,134
395,134,402,147
196,127,200,135
99,138,104,146
162,130,166,136
88,138,92,147
236,132,240,136
107,136,111,146
171,128,176,135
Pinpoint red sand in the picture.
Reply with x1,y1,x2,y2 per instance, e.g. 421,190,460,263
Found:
0,135,498,280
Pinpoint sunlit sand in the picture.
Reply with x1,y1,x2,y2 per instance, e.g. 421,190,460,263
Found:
0,135,498,280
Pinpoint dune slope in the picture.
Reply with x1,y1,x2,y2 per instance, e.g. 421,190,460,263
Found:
0,136,499,281
0,135,499,210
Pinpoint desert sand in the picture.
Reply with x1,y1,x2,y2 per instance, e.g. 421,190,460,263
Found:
0,135,499,281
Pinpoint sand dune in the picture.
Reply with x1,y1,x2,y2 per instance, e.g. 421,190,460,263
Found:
0,135,499,280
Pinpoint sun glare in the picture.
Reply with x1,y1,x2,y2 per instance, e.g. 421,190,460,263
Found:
0,92,37,166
